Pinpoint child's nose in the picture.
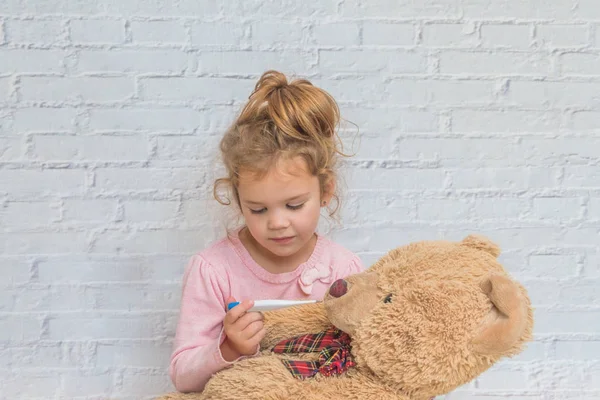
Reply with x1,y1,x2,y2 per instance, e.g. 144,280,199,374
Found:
267,210,289,229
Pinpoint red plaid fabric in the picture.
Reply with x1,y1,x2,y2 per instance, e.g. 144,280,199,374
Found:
272,326,356,379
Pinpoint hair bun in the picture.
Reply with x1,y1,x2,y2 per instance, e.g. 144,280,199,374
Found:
252,70,288,97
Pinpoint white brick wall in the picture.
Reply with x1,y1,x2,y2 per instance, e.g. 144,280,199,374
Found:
0,1,599,399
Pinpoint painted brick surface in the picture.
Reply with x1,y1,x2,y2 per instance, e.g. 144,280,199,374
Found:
0,1,599,399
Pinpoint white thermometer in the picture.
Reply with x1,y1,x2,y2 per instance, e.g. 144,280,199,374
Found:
227,299,317,312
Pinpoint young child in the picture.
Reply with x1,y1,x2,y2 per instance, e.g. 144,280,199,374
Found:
169,70,364,392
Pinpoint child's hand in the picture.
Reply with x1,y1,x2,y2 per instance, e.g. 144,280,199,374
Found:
220,297,266,361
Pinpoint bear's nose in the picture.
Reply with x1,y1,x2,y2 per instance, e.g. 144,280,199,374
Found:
329,279,348,298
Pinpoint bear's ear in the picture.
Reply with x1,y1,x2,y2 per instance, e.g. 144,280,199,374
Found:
471,273,530,356
461,235,501,258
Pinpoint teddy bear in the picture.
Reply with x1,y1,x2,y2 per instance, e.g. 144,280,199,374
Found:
158,235,533,400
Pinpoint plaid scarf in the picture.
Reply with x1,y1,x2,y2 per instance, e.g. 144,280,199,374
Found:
272,326,356,379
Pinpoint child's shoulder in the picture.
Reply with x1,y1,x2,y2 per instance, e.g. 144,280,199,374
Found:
318,234,361,263
187,235,236,271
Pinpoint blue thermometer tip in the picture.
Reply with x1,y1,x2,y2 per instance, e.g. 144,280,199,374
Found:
227,301,240,311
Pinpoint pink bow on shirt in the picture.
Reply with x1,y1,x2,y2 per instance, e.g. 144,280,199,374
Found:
299,263,333,295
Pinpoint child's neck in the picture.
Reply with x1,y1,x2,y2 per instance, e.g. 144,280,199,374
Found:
239,227,317,274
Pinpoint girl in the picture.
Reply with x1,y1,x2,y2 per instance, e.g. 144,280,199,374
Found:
169,70,364,392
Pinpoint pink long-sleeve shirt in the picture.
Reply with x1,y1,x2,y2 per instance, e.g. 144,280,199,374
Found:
169,230,364,393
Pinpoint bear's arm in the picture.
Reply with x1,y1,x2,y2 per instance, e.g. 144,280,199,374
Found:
260,301,331,348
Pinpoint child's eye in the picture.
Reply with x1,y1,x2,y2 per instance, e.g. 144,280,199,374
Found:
250,208,266,214
287,203,304,210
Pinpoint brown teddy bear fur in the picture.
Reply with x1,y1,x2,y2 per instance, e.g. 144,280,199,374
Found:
157,235,533,400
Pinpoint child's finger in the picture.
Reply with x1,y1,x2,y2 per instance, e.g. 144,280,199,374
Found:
224,299,254,325
234,310,264,330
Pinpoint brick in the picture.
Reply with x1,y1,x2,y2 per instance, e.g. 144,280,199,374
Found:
252,22,304,47
577,0,600,19
394,137,527,167
0,232,88,254
32,134,147,161
595,25,600,47
0,0,221,15
387,79,493,105
6,19,64,44
155,134,220,160
563,228,600,246
514,341,545,361
504,81,600,108
223,0,336,18
0,315,43,341
93,229,208,254
313,23,359,46
70,19,124,43
97,342,171,367
0,257,32,283
9,285,88,311
363,23,414,46
477,367,528,390
122,200,178,222
62,372,113,397
131,20,186,44
88,108,203,132
561,53,600,76
422,23,478,47
37,255,187,282
20,77,134,102
0,137,21,161
537,25,588,48
116,372,173,396
313,77,387,104
463,0,574,18
524,279,561,306
63,199,117,222
452,110,560,133
347,166,446,190
0,49,66,73
417,199,471,220
199,51,307,75
559,280,600,305
590,197,600,219
48,314,170,339
439,51,549,75
76,49,188,73
3,375,60,398
528,254,579,278
0,76,11,102
563,166,600,188
471,198,529,220
0,201,58,227
88,283,180,310
348,193,416,223
521,138,600,163
481,24,531,49
13,107,78,132
95,168,205,191
571,111,600,130
320,50,426,74
530,197,582,220
451,168,559,190
536,310,600,333
191,22,244,46
140,77,254,102
343,0,460,18
0,169,85,197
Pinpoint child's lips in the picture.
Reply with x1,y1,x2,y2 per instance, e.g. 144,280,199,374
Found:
271,236,294,244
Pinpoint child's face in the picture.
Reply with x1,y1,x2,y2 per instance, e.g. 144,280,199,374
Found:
237,156,330,260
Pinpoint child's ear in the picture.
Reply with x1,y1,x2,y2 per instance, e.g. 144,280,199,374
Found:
321,178,335,205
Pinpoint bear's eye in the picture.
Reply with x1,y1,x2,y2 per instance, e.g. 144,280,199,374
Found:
384,294,393,303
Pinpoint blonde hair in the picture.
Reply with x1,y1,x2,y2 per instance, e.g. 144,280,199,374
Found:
213,70,348,218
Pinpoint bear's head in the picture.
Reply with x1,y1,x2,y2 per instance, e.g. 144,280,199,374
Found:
323,235,533,399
